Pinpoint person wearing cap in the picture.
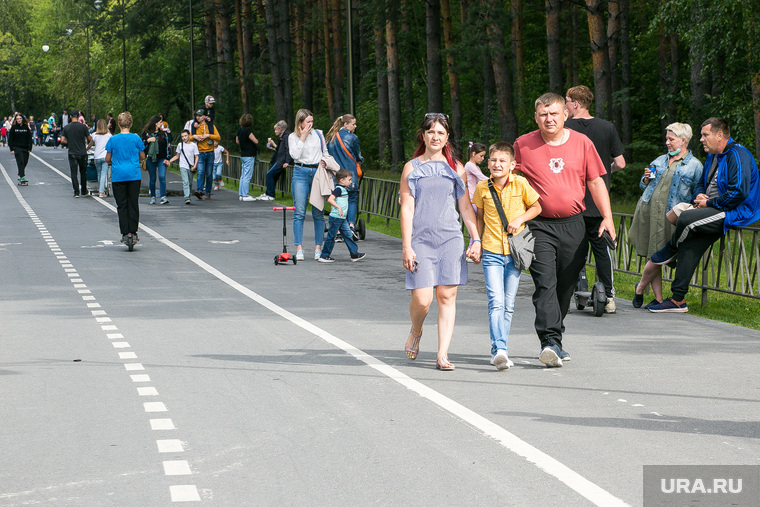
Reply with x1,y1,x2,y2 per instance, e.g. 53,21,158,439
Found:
61,110,93,197
191,95,216,135
189,108,220,200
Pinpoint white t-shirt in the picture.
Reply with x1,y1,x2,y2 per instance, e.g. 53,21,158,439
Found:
92,132,112,160
177,142,199,169
213,145,225,164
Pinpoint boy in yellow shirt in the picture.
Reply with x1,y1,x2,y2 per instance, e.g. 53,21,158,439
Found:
473,142,541,370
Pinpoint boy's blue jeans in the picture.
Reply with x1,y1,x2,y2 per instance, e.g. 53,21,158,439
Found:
322,216,358,258
482,250,522,356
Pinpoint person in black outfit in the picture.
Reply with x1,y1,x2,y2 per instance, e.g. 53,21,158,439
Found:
565,85,626,313
8,113,33,183
60,110,93,197
141,115,171,204
255,120,293,200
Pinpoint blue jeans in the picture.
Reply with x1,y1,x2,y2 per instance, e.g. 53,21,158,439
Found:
265,162,284,197
482,250,522,356
347,189,359,226
145,158,167,197
292,165,324,247
239,156,255,197
94,158,108,194
322,216,359,257
196,151,214,194
213,161,223,181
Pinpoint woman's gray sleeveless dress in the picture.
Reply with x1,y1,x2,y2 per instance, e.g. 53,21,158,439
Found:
405,158,467,290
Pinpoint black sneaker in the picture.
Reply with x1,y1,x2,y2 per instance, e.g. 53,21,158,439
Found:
644,298,662,309
651,242,678,265
648,297,688,313
185,199,192,205
120,234,127,243
558,348,571,362
81,190,88,196
350,252,366,262
539,344,563,368
194,190,203,200
133,233,139,242
317,256,335,263
632,282,644,308
74,192,80,198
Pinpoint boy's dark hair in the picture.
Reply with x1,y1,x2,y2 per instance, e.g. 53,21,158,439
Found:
489,141,515,158
181,129,191,136
335,168,351,181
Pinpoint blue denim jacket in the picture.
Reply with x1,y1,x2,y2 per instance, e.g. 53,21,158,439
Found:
638,151,703,212
327,129,363,191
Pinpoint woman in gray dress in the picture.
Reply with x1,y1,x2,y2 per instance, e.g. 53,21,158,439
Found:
629,123,703,308
400,113,482,371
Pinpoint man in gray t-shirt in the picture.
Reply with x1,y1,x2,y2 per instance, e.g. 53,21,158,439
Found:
61,109,93,197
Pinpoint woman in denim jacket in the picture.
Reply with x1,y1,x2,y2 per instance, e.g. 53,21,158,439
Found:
630,123,703,308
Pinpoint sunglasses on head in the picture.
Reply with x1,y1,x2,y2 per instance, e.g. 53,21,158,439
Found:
425,112,449,121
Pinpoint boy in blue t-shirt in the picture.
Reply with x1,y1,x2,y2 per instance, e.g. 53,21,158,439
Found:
318,169,366,263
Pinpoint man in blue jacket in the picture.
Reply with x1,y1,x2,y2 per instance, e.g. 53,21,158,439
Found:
648,117,760,312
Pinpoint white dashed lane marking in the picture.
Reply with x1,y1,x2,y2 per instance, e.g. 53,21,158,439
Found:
1,162,201,503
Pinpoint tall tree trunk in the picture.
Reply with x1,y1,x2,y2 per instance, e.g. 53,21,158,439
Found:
585,0,611,118
482,53,496,142
204,8,218,96
440,0,461,143
607,0,621,129
322,0,334,117
276,0,293,125
400,0,414,113
234,0,248,113
305,31,315,111
545,0,562,94
358,0,369,78
657,27,669,135
254,0,270,74
426,0,444,113
386,3,404,170
689,10,706,135
753,72,760,158
619,0,631,153
330,0,345,117
265,0,286,121
214,0,233,94
565,1,580,87
485,1,517,141
511,0,525,104
374,9,390,165
242,0,253,72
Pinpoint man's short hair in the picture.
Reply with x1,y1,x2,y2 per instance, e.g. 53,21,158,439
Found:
117,112,132,129
666,122,694,145
274,120,288,130
566,85,594,109
70,109,79,117
701,117,730,137
535,92,565,111
489,141,515,158
181,129,190,136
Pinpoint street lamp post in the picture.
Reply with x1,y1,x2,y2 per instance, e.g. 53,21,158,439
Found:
120,0,127,111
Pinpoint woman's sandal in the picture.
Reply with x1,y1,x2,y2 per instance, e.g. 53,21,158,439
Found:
404,327,422,360
436,356,455,371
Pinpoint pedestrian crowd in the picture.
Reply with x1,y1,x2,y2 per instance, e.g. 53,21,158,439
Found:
8,85,760,372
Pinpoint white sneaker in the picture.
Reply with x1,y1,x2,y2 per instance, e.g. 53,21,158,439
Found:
295,250,305,261
491,350,513,370
240,195,256,202
314,248,322,260
255,194,274,201
605,299,616,314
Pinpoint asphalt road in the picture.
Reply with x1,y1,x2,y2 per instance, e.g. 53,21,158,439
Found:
1,147,759,506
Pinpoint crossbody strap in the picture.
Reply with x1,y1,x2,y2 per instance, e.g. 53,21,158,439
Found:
487,180,510,233
180,144,193,168
336,133,357,164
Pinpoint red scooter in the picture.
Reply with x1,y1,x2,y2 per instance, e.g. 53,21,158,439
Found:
273,206,297,265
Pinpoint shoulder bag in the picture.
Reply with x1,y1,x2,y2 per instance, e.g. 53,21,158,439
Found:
336,132,362,179
487,180,535,271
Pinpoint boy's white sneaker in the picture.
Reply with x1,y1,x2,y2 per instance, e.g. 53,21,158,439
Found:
491,350,513,370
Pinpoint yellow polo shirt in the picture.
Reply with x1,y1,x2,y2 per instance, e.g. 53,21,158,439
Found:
472,175,540,255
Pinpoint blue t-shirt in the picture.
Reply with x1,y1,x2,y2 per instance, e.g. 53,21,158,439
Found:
106,133,145,182
329,185,349,219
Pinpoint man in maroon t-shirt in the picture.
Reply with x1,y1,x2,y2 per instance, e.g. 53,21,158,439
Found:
514,92,615,368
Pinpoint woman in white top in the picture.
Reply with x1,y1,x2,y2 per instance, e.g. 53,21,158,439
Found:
288,108,330,261
88,119,112,197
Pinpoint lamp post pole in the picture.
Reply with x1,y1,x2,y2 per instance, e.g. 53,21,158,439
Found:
346,0,354,116
121,0,127,111
189,0,195,113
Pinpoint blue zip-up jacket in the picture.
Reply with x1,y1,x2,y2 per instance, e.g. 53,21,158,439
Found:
327,129,363,192
639,151,703,212
697,138,760,231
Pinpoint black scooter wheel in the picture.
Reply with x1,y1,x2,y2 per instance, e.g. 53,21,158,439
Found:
357,218,366,240
274,256,279,265
292,257,297,265
592,282,606,317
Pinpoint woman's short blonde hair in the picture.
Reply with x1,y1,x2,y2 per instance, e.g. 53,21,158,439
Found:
117,112,133,130
666,122,693,145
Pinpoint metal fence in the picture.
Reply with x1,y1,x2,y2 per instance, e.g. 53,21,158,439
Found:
223,157,760,303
